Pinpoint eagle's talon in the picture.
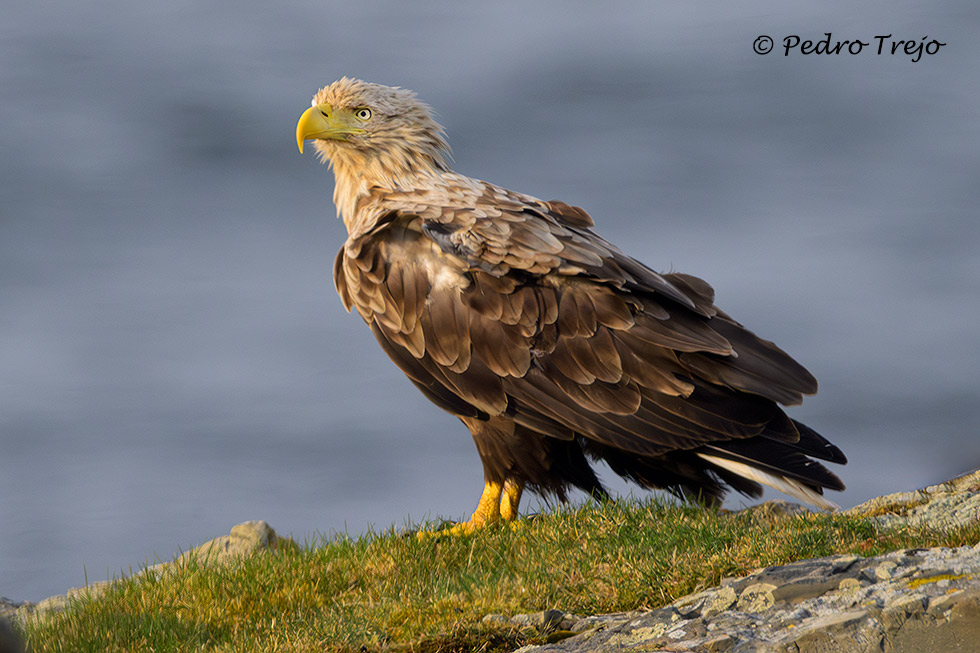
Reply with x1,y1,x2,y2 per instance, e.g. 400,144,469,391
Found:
416,480,525,538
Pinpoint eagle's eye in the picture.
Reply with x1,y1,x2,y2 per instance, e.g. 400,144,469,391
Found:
354,107,372,121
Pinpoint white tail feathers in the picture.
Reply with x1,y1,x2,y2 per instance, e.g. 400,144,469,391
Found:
697,453,840,511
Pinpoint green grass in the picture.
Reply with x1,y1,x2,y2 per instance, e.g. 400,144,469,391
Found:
20,498,980,652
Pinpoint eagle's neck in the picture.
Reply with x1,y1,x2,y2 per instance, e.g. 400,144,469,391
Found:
318,140,451,237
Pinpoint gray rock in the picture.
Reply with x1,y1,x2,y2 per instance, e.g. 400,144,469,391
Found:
565,611,641,633
702,586,736,617
736,583,777,612
848,468,980,530
175,520,297,567
482,613,512,625
522,546,980,652
520,470,980,653
0,599,21,623
14,520,295,622
510,610,567,632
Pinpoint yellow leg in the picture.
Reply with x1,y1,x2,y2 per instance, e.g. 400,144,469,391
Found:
419,479,526,537
500,479,523,522
466,480,504,529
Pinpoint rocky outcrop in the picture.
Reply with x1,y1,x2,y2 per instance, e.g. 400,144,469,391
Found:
512,469,980,653
4,520,294,622
512,546,980,652
846,468,980,530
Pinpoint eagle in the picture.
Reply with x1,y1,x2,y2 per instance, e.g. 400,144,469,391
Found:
296,78,846,533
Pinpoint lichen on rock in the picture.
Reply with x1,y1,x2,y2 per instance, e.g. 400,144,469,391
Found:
519,470,980,653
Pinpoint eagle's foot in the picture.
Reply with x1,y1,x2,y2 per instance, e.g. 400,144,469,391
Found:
417,479,524,538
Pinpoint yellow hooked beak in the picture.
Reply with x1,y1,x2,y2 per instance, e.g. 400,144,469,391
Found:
296,103,366,153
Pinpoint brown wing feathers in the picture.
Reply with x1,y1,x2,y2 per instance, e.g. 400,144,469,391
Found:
337,190,843,503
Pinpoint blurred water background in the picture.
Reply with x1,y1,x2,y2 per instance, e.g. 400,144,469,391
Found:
2,1,979,601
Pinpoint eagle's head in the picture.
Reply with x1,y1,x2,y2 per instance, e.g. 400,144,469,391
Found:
297,78,451,176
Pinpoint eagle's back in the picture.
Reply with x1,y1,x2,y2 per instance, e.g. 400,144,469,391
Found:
332,181,844,504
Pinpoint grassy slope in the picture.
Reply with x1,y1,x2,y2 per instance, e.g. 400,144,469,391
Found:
21,498,980,652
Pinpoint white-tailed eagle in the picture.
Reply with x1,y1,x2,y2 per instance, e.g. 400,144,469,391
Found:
296,78,845,532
